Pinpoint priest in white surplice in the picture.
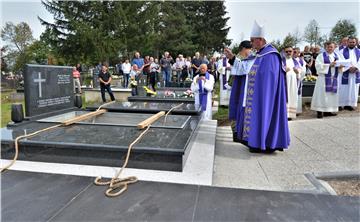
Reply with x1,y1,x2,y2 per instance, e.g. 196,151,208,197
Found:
282,46,302,120
339,37,360,111
311,42,344,118
191,64,215,120
293,47,306,114
217,55,231,106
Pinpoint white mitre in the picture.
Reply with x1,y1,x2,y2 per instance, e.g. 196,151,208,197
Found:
250,20,265,39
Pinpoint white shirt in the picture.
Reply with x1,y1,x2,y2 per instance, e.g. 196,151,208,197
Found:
122,63,131,74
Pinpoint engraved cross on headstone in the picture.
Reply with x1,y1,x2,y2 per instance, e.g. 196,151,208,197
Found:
34,72,46,98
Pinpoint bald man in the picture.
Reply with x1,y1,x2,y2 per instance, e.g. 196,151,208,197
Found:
191,64,215,120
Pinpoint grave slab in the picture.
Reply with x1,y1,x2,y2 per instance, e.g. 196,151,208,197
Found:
86,101,201,115
1,112,201,171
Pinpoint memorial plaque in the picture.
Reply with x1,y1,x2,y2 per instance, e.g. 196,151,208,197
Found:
24,64,74,117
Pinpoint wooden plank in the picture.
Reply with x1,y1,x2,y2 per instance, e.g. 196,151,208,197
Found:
137,111,165,129
62,109,107,126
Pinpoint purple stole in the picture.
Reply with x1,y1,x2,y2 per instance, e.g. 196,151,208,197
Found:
282,57,302,95
323,52,339,93
342,47,360,84
296,58,304,95
222,57,227,90
198,72,210,111
298,58,304,66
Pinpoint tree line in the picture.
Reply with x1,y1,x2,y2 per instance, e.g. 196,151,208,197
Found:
39,1,230,65
1,1,357,74
271,19,357,51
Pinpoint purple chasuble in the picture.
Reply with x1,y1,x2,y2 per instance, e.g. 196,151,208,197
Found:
198,72,210,111
323,52,339,93
229,76,241,120
236,44,290,150
229,55,257,120
222,57,228,90
342,47,360,84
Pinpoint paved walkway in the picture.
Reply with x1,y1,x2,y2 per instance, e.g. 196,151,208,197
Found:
213,112,360,192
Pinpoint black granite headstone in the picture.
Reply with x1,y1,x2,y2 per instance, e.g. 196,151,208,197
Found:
24,64,74,117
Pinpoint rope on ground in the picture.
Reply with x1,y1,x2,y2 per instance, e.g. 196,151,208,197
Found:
94,125,151,197
0,100,116,173
163,103,184,124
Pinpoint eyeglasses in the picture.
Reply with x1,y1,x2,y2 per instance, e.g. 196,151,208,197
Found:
285,50,293,53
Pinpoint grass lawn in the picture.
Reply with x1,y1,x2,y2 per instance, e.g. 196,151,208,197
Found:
1,90,24,127
212,80,231,126
1,102,13,127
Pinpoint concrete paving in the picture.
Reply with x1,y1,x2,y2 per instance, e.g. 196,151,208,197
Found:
213,112,360,192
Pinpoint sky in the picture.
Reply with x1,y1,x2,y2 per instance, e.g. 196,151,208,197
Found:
1,0,359,50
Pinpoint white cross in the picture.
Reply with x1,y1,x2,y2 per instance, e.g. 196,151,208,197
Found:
34,72,46,98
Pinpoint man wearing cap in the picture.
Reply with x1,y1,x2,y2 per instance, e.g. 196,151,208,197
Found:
191,64,215,120
224,40,256,142
227,21,290,152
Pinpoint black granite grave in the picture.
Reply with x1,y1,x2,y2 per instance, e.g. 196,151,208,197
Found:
86,101,201,115
128,96,195,103
24,64,74,117
128,87,195,103
1,112,200,171
2,171,359,222
38,111,192,129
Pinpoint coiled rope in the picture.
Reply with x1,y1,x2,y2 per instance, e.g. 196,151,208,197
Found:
94,104,182,198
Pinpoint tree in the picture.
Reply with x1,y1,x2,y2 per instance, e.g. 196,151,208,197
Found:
303,19,321,46
270,39,282,52
329,19,357,43
1,22,34,54
155,1,198,57
190,1,231,55
39,1,231,65
282,33,297,49
1,22,34,72
292,27,302,47
1,47,8,73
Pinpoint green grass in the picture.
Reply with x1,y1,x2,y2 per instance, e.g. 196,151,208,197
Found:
213,105,229,120
212,80,231,126
1,90,25,127
1,103,13,127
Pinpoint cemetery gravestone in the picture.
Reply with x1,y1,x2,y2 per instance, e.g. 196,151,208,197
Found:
24,64,74,117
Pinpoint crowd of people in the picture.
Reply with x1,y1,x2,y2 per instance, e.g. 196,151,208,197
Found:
71,21,359,153
281,36,359,120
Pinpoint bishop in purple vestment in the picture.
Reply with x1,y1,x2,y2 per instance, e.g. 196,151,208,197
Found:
233,21,290,152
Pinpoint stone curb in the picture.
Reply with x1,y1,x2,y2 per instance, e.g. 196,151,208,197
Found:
304,171,360,195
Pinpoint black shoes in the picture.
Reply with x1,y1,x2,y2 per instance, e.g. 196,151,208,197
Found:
344,106,355,111
317,111,323,118
317,111,337,118
233,132,241,143
339,106,355,111
324,112,337,117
